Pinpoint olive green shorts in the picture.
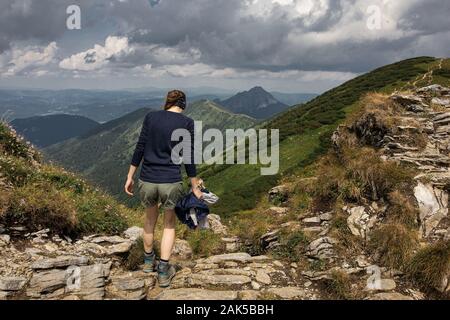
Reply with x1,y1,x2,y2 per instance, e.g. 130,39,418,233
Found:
137,180,185,210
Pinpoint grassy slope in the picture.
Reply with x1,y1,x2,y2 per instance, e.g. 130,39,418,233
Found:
202,57,450,216
0,122,135,236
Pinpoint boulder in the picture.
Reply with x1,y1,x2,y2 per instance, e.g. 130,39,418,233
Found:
268,185,289,203
66,263,111,300
414,182,448,237
27,269,67,297
109,274,147,300
123,227,143,242
172,239,193,260
346,206,376,238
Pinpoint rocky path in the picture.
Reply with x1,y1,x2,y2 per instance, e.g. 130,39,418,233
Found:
0,217,321,300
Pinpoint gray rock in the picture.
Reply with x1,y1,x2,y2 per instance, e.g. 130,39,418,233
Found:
188,274,252,288
303,217,322,226
346,206,376,238
0,291,13,300
109,275,146,300
266,287,306,299
27,269,67,296
255,270,271,285
156,288,238,300
106,242,133,255
0,234,10,245
172,239,193,260
414,182,448,237
204,253,252,264
89,235,129,244
306,237,338,260
0,276,27,291
31,255,89,270
260,230,280,250
207,214,228,235
266,207,289,215
268,185,289,203
239,290,261,300
123,227,143,241
66,263,111,300
369,292,413,300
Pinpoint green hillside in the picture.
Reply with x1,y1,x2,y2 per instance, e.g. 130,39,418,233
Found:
45,101,257,205
0,122,135,236
200,57,450,216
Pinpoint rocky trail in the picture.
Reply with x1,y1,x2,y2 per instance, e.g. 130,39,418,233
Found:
1,85,449,300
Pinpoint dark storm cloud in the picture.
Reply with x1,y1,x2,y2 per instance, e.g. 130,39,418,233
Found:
1,0,449,75
0,0,67,52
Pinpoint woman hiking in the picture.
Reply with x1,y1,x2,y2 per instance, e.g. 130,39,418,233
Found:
125,90,202,288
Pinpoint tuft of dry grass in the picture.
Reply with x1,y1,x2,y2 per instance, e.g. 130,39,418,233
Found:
406,241,450,293
323,270,355,300
369,223,418,270
386,190,419,227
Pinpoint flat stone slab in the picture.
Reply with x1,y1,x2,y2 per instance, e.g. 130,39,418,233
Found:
266,287,306,299
156,288,238,300
204,253,252,264
369,292,414,300
188,274,252,287
0,277,27,291
31,256,89,270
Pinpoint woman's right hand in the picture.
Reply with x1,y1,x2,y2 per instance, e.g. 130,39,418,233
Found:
124,178,134,196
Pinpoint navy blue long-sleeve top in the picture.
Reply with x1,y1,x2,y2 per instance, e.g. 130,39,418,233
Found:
131,110,197,183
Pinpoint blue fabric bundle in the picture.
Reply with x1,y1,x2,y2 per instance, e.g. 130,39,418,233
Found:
175,192,210,229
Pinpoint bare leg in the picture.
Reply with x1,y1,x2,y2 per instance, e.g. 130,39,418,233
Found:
143,205,159,253
160,209,176,261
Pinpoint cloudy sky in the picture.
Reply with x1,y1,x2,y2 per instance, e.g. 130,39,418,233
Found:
0,0,449,93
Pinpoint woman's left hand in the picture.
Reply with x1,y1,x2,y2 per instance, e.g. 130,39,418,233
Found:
192,187,203,199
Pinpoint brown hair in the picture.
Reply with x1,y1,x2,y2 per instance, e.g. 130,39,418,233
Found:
164,90,186,110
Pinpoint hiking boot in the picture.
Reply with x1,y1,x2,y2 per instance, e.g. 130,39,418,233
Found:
143,253,157,273
157,264,176,288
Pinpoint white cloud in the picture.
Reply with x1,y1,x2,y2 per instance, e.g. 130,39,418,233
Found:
1,41,57,76
59,36,132,71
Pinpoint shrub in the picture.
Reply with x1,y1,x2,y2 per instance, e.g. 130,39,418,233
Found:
0,122,39,161
406,241,450,293
74,192,129,235
0,156,35,187
369,223,418,270
4,182,78,234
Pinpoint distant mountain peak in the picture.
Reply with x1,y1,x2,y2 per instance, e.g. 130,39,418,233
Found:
220,86,287,119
